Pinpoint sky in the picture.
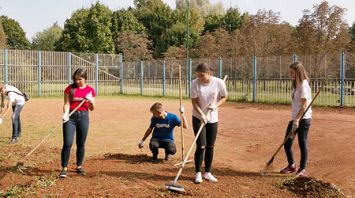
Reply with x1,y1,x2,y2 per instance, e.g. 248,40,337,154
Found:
0,0,354,41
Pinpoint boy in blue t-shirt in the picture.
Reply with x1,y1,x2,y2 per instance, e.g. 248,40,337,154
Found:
138,102,187,162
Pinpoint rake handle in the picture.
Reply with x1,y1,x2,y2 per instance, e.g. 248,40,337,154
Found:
172,75,227,185
178,64,185,161
173,110,211,184
18,99,87,164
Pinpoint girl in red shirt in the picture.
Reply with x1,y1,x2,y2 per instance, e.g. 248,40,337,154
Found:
59,68,96,178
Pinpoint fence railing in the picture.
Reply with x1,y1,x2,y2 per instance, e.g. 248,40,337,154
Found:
1,49,354,107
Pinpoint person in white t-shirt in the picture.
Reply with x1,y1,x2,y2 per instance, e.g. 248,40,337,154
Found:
0,83,26,144
190,63,227,184
280,62,312,177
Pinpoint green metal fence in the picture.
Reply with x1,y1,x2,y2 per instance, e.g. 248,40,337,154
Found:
1,49,354,107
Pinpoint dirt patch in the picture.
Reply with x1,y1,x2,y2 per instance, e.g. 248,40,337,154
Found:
279,177,346,198
0,97,354,197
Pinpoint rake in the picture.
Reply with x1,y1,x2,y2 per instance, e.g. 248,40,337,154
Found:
262,84,323,175
16,99,87,170
166,75,227,193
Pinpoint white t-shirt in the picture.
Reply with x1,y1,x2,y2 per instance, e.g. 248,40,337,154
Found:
190,76,228,123
5,85,26,105
291,79,312,120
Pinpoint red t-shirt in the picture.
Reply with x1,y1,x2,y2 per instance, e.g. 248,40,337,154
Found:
64,85,96,111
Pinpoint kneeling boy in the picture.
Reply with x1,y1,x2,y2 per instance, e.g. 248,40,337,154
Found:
138,102,187,162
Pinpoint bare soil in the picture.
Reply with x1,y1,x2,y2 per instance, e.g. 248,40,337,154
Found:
0,97,354,197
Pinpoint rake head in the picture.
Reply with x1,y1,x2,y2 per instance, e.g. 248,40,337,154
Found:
261,156,275,176
166,182,185,193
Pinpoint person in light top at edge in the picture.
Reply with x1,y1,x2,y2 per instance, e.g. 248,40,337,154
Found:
190,63,227,184
280,61,312,177
0,83,27,144
59,68,96,178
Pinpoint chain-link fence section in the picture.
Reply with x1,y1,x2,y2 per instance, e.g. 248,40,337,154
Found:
0,49,354,107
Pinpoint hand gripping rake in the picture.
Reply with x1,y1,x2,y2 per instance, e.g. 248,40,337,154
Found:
16,99,87,170
262,84,323,175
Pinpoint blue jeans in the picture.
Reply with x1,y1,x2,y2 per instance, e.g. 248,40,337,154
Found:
283,119,312,169
61,111,89,167
12,104,24,139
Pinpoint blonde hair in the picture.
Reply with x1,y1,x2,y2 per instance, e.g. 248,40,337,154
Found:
150,102,164,112
289,61,309,89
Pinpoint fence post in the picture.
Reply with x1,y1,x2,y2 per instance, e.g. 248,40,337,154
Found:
119,53,123,94
162,60,166,96
253,55,257,103
340,52,345,107
4,49,8,84
218,56,222,78
68,52,71,85
38,51,41,96
187,58,192,97
95,54,99,96
133,62,136,79
140,61,143,96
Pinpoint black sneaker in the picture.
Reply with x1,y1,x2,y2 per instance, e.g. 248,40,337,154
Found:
59,169,67,178
76,167,86,176
151,157,158,163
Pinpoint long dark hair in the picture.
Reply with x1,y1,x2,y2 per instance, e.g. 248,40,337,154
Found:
71,68,87,88
69,68,87,101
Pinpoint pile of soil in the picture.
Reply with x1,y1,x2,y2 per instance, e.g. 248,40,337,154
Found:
279,177,346,197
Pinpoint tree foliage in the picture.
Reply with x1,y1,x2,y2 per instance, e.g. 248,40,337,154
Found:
115,31,152,61
32,22,63,51
0,16,30,49
176,0,224,16
135,0,175,57
57,2,114,53
192,28,231,58
293,1,350,55
234,10,293,57
0,18,7,48
111,9,145,42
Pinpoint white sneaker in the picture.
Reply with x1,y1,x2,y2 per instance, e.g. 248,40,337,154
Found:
203,172,218,182
195,172,203,184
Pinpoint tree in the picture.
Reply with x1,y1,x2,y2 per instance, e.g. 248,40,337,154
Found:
56,8,89,52
160,7,204,56
31,22,63,51
351,22,355,42
192,28,231,58
235,10,293,57
292,1,351,77
0,18,6,48
293,1,350,55
57,2,114,53
134,0,175,57
223,7,245,33
163,46,185,59
111,9,145,44
0,16,30,49
115,31,152,61
85,2,114,53
349,22,355,51
176,0,224,17
204,14,224,33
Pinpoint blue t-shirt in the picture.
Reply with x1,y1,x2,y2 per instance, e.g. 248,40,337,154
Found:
149,112,181,141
